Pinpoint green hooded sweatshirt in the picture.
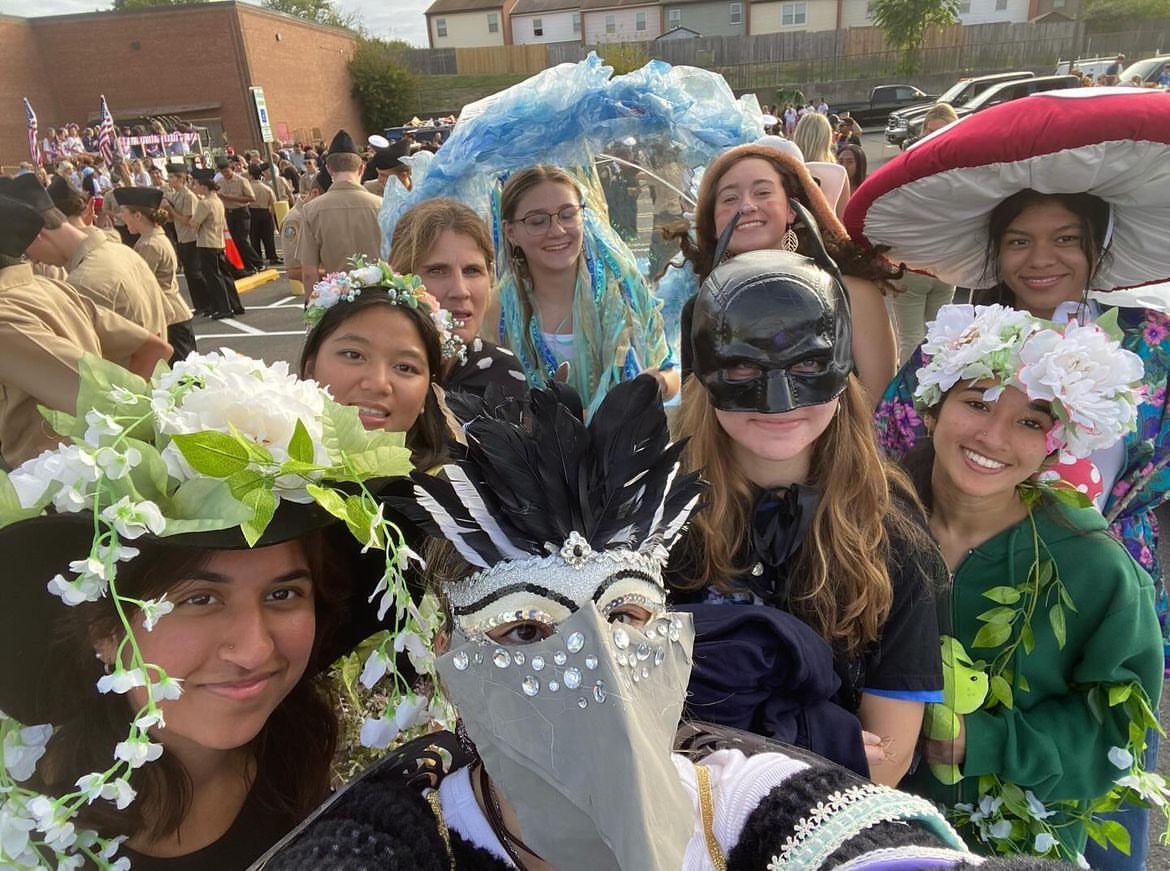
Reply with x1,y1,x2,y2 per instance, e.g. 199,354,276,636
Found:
919,500,1162,851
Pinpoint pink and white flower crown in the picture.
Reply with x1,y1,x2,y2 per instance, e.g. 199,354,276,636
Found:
914,304,1145,458
306,256,467,364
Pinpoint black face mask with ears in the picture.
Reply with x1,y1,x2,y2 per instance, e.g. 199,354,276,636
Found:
691,247,853,414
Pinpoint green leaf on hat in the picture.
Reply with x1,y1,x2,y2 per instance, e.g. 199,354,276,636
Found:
240,486,278,547
165,477,251,532
1096,307,1123,343
76,353,153,440
38,406,83,440
344,445,415,480
124,438,171,503
288,418,315,464
171,431,251,477
307,483,348,520
0,473,48,528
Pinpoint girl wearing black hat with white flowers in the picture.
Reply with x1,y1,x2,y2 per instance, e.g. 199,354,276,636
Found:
0,349,428,869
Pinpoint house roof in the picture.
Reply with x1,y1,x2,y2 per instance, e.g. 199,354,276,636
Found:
425,0,504,15
580,0,660,10
656,24,701,38
512,0,578,13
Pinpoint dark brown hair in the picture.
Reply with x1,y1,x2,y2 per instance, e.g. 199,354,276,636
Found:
123,204,168,226
299,293,447,471
662,144,897,284
39,532,345,842
974,189,1110,307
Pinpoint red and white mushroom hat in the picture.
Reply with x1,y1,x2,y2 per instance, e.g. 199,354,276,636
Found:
844,88,1170,299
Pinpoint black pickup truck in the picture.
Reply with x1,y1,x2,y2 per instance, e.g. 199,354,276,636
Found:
834,84,937,127
885,71,1034,147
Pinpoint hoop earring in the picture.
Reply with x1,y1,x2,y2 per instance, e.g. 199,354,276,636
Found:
781,229,799,252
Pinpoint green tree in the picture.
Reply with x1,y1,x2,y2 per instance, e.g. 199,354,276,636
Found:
348,38,418,133
1084,0,1167,27
113,0,207,8
601,41,651,76
263,0,356,30
871,0,959,75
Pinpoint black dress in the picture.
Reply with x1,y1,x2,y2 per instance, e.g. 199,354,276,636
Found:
442,338,529,402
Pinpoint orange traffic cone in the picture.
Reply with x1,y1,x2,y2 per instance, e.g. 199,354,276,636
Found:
224,228,244,271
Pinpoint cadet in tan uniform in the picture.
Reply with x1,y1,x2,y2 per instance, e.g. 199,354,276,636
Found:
162,163,211,315
299,130,383,283
217,157,265,273
281,173,326,293
0,195,172,466
1,174,169,339
363,143,412,198
247,164,280,265
181,169,244,320
118,186,198,362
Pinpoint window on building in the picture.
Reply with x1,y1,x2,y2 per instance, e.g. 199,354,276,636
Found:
669,7,682,27
780,1,807,25
436,17,447,37
606,13,616,33
488,11,499,31
636,10,647,30
572,11,581,31
730,1,743,23
533,17,543,35
994,0,1008,9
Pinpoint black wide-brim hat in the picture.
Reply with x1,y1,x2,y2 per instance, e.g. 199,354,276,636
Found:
0,482,399,727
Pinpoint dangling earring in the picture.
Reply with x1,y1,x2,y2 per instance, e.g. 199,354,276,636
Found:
511,245,526,262
781,229,799,252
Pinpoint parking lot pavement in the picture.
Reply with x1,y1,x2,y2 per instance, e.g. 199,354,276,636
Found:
189,272,307,367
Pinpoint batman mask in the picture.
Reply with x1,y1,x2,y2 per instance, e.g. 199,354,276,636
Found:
691,248,853,414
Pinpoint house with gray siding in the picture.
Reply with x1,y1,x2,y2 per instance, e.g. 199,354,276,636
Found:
661,0,747,36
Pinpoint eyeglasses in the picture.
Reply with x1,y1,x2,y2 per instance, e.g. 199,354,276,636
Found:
512,204,584,234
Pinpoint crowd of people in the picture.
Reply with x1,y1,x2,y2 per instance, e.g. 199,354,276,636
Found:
0,74,1167,871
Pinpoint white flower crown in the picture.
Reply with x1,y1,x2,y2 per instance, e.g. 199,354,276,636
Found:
914,304,1145,458
306,256,467,364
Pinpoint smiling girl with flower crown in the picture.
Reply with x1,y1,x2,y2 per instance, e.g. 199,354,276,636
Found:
900,304,1165,863
0,350,435,869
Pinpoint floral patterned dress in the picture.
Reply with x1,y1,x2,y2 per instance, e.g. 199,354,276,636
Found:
875,307,1170,666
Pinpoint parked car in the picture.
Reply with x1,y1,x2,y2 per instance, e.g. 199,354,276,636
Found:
885,71,1034,146
1119,54,1170,86
834,85,937,127
1054,56,1118,80
951,74,1082,119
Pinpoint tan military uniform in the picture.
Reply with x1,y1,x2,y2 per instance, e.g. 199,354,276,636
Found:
299,180,383,280
282,204,304,265
66,226,169,338
273,173,293,205
165,185,198,245
363,178,386,198
133,227,194,325
218,174,254,212
251,180,276,211
192,193,226,249
0,264,152,466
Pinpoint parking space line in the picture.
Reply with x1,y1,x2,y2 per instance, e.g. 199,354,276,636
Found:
196,330,307,339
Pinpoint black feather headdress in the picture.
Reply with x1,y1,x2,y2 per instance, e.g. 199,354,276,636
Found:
390,375,703,570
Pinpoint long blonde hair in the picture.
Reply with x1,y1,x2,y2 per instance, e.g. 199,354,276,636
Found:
675,375,926,655
793,113,836,164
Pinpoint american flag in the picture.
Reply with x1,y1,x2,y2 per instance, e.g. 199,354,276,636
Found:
23,98,40,166
97,94,118,166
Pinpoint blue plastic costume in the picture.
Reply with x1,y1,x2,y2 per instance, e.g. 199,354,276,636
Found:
378,53,762,416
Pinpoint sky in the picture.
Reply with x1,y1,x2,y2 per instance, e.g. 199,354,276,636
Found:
1,0,432,45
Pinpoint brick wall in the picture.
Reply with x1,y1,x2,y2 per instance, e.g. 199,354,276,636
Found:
0,2,363,164
0,16,61,167
236,5,365,148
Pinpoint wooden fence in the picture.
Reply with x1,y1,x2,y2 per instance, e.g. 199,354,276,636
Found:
398,19,1167,84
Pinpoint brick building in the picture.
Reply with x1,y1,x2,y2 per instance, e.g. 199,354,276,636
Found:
0,1,365,166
